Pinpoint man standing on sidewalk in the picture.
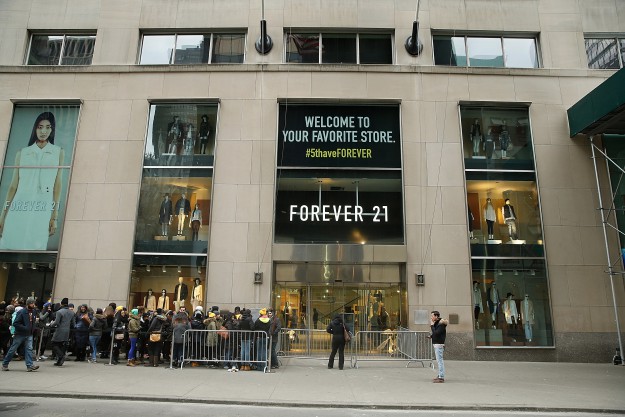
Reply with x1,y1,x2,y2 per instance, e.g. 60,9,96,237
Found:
49,298,74,367
430,310,448,383
2,297,39,372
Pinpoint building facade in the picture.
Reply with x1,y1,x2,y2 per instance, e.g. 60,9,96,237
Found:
0,0,623,362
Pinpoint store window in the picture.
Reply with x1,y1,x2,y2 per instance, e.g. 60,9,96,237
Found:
275,103,403,244
26,34,96,65
0,104,80,306
131,103,216,310
433,34,538,68
584,36,625,69
471,259,553,347
139,33,245,65
285,32,393,64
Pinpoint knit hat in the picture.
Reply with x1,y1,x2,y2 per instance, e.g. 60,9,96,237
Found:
195,306,203,311
259,308,267,316
208,312,215,318
115,305,124,312
61,298,69,306
96,308,103,314
26,297,36,305
131,308,139,316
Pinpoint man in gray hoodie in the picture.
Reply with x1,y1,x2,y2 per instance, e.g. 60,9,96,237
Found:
49,298,74,367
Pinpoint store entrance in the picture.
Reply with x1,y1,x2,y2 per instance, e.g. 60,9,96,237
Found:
273,282,406,332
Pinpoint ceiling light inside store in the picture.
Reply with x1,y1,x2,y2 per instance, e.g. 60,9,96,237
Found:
530,270,536,276
162,266,167,273
514,270,519,276
2,263,7,270
197,267,201,275
48,263,54,269
498,270,503,276
31,263,37,270
177,266,181,273
146,265,150,272
18,263,23,270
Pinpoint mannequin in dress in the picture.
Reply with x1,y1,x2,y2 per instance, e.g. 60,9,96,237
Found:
175,194,191,235
189,203,202,241
184,123,195,155
470,119,482,157
472,281,483,329
503,292,518,325
499,121,510,159
487,282,500,328
157,289,170,311
198,115,211,154
468,207,475,239
483,198,496,239
483,128,495,160
159,194,173,236
502,198,518,241
191,278,203,311
143,288,156,311
167,116,183,154
520,294,535,342
173,277,188,312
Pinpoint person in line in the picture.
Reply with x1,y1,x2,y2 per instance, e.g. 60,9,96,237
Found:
238,309,255,371
146,308,166,367
127,308,141,366
49,298,74,367
88,308,106,363
203,312,218,367
172,314,191,367
254,308,271,371
73,304,91,362
37,302,54,360
2,297,39,372
326,314,346,370
268,309,282,369
430,310,448,383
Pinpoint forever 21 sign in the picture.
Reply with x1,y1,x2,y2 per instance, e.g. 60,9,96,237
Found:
277,104,401,168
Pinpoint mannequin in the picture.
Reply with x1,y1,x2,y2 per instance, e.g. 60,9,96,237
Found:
189,203,202,241
143,288,156,311
502,198,518,241
184,123,195,155
199,115,211,154
499,121,510,159
468,207,475,239
470,119,482,156
503,292,518,325
167,116,183,154
157,289,170,311
10,292,20,305
175,194,191,235
191,278,203,311
520,294,535,342
173,277,188,311
483,128,495,160
483,198,496,239
472,281,483,329
159,194,173,236
487,282,500,328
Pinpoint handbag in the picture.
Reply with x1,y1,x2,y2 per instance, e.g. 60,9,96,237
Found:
115,333,125,340
343,324,352,343
149,332,161,342
217,326,229,339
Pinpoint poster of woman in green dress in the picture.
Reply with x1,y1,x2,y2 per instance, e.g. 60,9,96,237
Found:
0,105,78,251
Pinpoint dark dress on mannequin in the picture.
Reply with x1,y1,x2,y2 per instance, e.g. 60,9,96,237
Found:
199,117,211,154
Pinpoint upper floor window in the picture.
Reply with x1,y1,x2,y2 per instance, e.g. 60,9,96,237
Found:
139,33,245,65
584,36,625,69
433,34,539,68
26,34,96,65
285,32,393,64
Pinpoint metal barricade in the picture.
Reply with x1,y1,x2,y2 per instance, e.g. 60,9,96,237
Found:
351,329,433,368
181,329,270,373
277,328,336,359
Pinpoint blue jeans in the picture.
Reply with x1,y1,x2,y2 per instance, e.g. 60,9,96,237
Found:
434,345,445,379
241,340,251,366
128,337,137,361
3,334,34,368
256,338,267,370
89,335,101,361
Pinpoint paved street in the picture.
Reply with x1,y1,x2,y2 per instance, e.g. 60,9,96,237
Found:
0,359,623,413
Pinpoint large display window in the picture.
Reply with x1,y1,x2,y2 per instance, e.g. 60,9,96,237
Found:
275,103,403,245
471,259,553,347
0,104,80,305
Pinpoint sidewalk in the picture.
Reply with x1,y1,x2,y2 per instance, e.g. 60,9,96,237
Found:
0,358,624,412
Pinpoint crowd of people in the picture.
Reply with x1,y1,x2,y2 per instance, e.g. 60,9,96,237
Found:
0,297,282,372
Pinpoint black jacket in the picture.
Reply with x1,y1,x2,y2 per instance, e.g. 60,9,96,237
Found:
326,317,345,342
430,318,448,345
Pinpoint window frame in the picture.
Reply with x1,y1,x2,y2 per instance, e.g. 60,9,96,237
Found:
138,31,246,65
25,32,96,66
584,34,625,69
432,32,540,69
283,30,395,65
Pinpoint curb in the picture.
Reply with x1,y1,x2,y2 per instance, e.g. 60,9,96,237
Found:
2,392,625,414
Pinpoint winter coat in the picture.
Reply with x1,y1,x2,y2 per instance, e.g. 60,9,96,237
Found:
430,318,448,345
12,307,37,336
50,306,75,342
269,316,282,337
173,322,191,344
204,317,217,347
238,313,255,341
254,316,271,336
89,314,106,337
127,314,141,338
326,316,346,342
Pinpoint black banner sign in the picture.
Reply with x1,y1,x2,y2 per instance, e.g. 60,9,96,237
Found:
277,104,401,168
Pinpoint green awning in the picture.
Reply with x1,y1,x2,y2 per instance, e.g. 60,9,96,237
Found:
568,67,625,137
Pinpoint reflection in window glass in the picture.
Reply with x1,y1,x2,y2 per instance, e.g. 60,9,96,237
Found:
174,35,210,64
286,34,320,63
322,33,357,64
620,39,625,67
212,34,245,63
27,35,64,65
471,259,553,347
503,38,538,68
433,36,467,66
140,35,175,65
585,38,620,69
60,36,95,65
467,37,504,67
359,34,393,64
